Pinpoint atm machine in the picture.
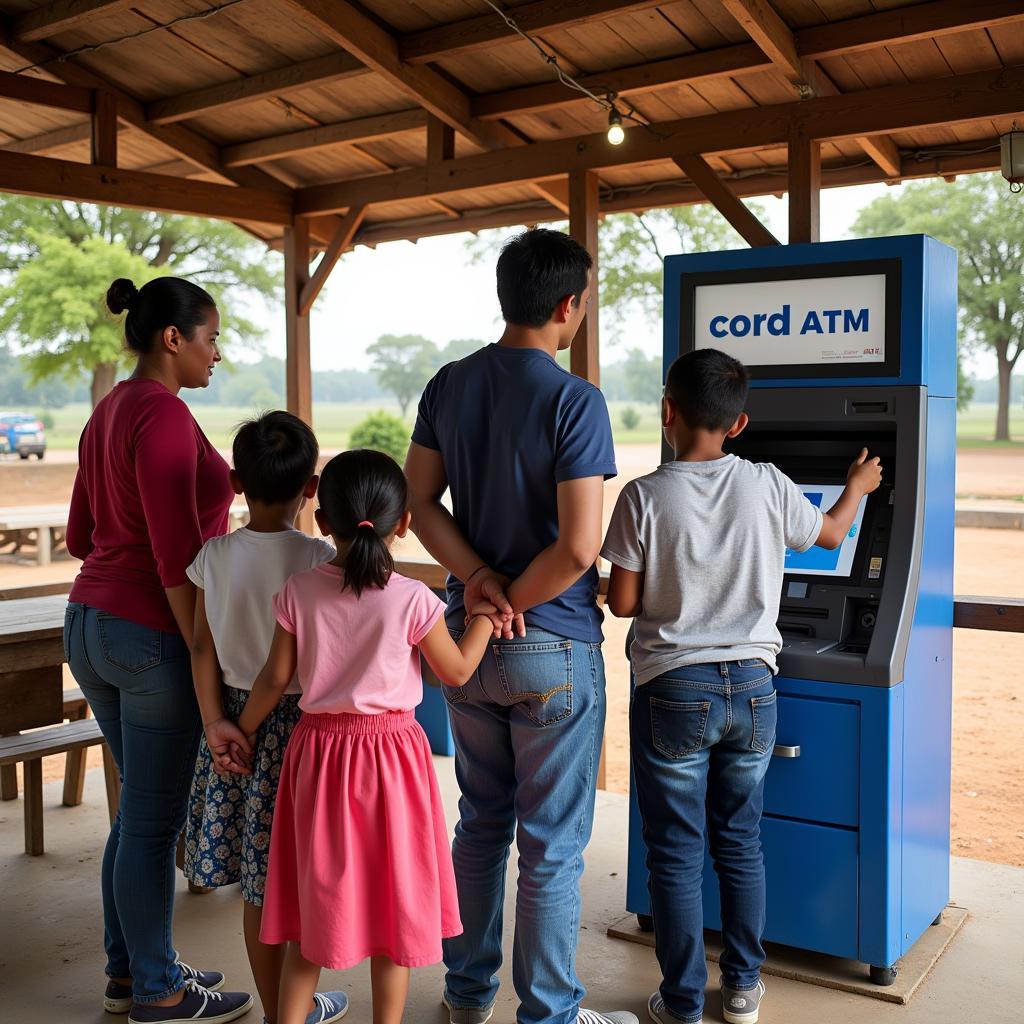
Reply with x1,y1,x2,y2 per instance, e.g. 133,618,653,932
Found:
624,235,956,984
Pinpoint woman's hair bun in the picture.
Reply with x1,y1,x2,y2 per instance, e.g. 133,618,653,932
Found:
106,278,139,316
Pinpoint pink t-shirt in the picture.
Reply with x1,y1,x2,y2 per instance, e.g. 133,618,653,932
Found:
273,565,445,715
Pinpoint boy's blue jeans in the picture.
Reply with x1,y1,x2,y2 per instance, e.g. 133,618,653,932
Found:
441,627,606,1024
64,602,202,1004
630,660,777,1024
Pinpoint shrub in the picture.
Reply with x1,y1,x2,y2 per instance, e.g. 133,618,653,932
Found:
36,411,56,430
349,411,410,464
621,406,641,431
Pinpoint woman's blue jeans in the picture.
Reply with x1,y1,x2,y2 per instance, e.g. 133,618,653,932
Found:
630,660,777,1024
64,602,202,1004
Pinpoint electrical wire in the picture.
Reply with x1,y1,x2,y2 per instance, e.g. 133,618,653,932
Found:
13,0,249,75
478,0,668,139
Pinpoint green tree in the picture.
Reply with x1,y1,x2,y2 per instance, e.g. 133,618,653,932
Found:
0,234,160,406
222,367,281,409
852,174,1022,440
957,356,974,413
0,196,281,407
437,338,486,364
622,347,663,405
367,334,439,417
349,411,410,464
621,406,640,430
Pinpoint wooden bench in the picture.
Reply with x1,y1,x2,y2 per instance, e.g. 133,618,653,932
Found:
0,718,121,855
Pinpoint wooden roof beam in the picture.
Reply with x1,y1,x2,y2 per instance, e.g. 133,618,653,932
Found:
400,0,665,64
798,0,1024,60
298,205,366,316
280,0,510,151
0,149,292,224
145,52,366,125
719,1,901,178
294,64,1024,215
221,108,427,167
11,0,135,43
0,120,120,155
280,0,585,216
719,0,818,95
0,68,93,112
352,142,1003,248
474,0,1024,121
674,154,780,247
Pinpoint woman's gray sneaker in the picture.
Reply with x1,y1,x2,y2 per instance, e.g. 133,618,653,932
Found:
104,961,225,1014
722,980,766,1024
126,980,252,1024
442,992,495,1024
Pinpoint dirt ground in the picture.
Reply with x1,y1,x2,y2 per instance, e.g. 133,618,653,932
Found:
3,445,1023,866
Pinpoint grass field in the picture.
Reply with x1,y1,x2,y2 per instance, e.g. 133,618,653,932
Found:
23,398,1024,453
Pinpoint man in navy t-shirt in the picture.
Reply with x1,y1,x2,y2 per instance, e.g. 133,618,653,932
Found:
406,229,633,1024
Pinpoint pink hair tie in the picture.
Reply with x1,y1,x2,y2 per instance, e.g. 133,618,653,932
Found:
357,520,374,529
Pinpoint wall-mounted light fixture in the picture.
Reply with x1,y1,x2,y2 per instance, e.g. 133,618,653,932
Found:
1001,128,1023,193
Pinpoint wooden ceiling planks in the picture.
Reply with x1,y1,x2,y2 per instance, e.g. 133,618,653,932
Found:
0,0,1017,249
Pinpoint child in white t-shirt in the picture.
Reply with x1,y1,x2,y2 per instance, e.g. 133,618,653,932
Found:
182,411,348,1024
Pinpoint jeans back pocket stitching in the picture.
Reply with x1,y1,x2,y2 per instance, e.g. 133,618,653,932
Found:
96,617,163,675
494,645,573,726
649,698,711,759
750,691,777,754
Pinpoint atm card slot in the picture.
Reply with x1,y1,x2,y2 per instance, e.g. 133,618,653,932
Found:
779,606,829,619
779,622,815,637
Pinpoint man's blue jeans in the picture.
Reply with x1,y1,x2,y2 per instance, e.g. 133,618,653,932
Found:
441,627,606,1024
64,602,202,1004
630,660,777,1024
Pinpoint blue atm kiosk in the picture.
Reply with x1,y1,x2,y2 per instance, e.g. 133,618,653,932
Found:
624,235,956,985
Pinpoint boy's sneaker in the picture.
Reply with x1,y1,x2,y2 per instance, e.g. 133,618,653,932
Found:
104,961,225,1013
647,992,702,1023
264,991,350,1024
578,1010,640,1024
127,980,252,1024
721,980,766,1024
442,992,495,1024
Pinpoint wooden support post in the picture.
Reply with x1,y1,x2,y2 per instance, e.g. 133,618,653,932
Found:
568,170,600,387
427,114,455,162
285,219,314,533
91,89,117,166
788,133,821,243
568,168,606,788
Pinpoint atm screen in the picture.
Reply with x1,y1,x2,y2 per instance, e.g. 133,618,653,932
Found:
785,484,868,577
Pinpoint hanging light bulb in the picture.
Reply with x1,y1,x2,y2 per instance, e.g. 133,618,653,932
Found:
607,106,625,146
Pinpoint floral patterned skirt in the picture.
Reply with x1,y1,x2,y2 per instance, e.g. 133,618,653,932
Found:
183,686,302,905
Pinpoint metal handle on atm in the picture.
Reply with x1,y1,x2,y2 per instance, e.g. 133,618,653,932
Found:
773,744,801,758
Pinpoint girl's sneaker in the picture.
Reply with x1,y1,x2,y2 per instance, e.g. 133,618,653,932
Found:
262,991,350,1024
104,961,225,1013
721,980,766,1024
126,980,252,1024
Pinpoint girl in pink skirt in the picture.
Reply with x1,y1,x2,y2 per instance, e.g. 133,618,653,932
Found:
237,449,498,1024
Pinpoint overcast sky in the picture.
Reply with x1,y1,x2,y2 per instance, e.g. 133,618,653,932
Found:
248,180,1002,379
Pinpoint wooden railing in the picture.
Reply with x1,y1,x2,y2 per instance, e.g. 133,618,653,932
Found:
2,565,1023,632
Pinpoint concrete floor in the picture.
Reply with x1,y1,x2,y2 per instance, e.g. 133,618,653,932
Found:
1,763,1021,1024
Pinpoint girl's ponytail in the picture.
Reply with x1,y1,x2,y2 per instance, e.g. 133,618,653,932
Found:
342,519,395,597
316,449,408,598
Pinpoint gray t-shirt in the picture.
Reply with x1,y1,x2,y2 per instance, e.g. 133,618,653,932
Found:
600,455,823,684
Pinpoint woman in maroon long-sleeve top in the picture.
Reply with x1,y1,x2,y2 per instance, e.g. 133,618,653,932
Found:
64,277,253,1024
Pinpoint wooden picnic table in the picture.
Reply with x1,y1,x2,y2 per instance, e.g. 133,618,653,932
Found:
0,594,67,735
0,504,250,567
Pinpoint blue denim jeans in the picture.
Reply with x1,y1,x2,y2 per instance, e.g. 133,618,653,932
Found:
441,627,606,1024
64,602,202,1004
630,660,777,1024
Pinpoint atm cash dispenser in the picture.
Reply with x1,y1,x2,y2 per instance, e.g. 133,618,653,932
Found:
624,236,956,984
